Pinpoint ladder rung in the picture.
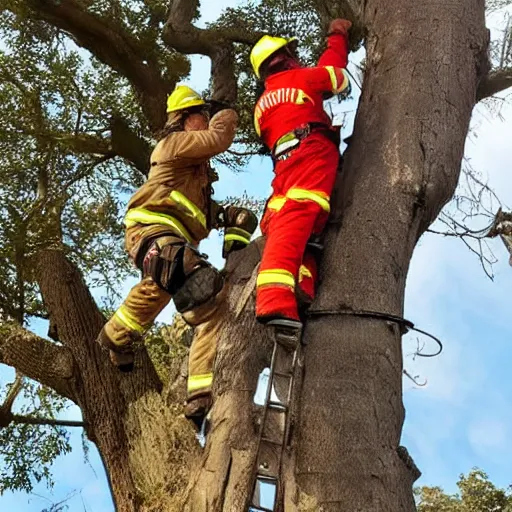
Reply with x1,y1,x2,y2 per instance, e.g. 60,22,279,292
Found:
254,474,278,483
267,401,288,411
256,468,279,479
272,370,293,378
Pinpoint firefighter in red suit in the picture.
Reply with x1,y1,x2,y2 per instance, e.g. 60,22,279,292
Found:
250,19,352,346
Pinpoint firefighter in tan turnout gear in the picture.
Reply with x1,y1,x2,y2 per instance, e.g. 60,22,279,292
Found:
97,85,258,426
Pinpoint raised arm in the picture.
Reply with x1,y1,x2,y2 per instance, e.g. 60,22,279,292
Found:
161,109,238,165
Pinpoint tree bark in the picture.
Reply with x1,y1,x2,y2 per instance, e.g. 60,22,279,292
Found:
294,0,489,510
34,248,198,512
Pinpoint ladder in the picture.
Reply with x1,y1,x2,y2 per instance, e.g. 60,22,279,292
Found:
249,320,302,512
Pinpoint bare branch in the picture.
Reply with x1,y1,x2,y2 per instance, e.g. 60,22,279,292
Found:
9,415,85,428
477,68,512,101
0,324,77,403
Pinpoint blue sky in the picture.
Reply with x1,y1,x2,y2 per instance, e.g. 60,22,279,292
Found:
2,1,512,509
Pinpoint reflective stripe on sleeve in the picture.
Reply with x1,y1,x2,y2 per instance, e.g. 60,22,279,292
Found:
113,305,146,333
324,66,350,94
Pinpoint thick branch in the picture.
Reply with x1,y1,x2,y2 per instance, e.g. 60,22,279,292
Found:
9,126,149,176
163,0,261,103
0,324,77,402
18,0,172,130
477,67,512,100
55,120,151,176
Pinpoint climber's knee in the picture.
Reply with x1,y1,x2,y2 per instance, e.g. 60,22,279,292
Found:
173,265,224,314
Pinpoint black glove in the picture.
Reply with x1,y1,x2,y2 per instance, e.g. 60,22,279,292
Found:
222,206,258,258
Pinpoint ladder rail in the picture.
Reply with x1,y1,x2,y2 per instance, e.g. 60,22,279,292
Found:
249,340,300,511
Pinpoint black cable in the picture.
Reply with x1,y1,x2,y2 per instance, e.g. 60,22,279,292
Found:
306,308,443,358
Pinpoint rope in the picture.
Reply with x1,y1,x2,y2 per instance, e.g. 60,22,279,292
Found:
306,308,443,358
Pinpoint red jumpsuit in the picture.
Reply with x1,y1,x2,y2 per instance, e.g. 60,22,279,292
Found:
255,33,350,322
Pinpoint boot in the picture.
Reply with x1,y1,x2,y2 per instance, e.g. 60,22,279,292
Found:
267,318,303,351
109,350,134,373
184,394,212,431
97,327,136,372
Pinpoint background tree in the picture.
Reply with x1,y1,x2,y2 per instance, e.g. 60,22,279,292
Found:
0,0,511,511
416,468,512,512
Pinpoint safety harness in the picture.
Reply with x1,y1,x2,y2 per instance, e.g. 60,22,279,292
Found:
272,122,339,162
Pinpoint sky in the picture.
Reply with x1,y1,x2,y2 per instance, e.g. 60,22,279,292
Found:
1,1,512,510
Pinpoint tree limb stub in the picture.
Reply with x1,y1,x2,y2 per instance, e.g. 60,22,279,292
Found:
20,0,171,131
477,67,512,100
0,324,77,403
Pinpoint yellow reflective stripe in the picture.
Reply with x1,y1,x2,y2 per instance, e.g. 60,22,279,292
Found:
225,234,250,245
299,264,313,282
169,190,206,229
124,208,193,243
296,89,314,105
188,373,214,393
337,69,350,94
287,188,331,212
324,66,350,94
274,138,300,156
257,269,295,288
113,305,145,333
254,107,262,136
226,226,252,239
268,196,286,211
324,66,339,94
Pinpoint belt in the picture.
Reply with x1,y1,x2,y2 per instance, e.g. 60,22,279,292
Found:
272,123,338,161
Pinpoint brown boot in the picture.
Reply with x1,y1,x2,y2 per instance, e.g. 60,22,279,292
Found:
109,350,134,373
97,327,135,372
184,395,212,430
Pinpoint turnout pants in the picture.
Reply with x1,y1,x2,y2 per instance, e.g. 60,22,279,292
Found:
256,133,339,321
101,234,223,402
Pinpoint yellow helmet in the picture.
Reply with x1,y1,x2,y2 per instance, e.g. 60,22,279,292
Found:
166,85,206,113
250,35,298,78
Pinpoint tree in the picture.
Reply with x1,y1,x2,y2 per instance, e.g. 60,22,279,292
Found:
0,0,511,511
416,468,512,511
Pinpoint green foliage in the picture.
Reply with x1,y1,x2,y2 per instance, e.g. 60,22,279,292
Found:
416,469,512,512
0,379,72,494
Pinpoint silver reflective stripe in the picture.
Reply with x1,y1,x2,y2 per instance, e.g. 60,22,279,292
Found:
274,137,300,157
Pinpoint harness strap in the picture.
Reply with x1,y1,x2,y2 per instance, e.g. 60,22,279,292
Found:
272,122,338,160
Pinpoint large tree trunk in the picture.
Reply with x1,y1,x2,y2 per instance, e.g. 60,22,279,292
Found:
293,0,488,510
